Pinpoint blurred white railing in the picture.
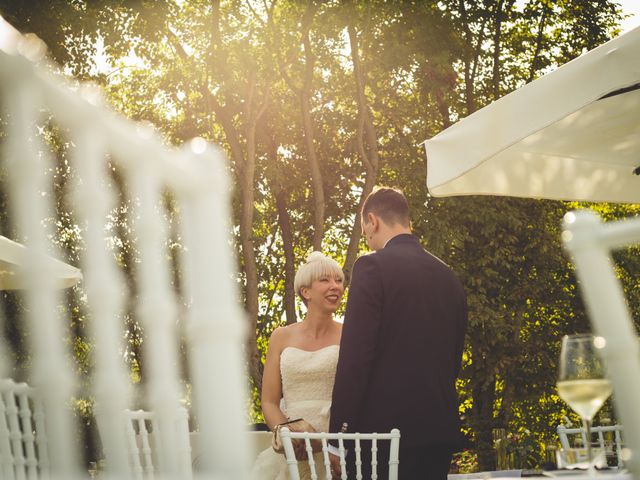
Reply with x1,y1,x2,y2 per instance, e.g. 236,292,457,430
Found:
0,16,249,479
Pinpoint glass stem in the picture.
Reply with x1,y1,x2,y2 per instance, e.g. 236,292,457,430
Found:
583,418,595,474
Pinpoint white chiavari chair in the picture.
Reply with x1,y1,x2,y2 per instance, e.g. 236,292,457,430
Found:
123,408,192,480
280,428,400,480
0,15,250,479
0,378,49,480
557,423,624,467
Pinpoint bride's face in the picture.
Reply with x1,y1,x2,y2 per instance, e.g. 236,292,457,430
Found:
303,274,344,313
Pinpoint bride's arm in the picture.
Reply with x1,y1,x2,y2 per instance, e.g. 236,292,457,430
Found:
261,327,288,431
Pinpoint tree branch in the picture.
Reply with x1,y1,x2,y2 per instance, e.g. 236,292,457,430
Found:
492,0,505,100
266,1,302,94
244,0,266,26
527,2,549,83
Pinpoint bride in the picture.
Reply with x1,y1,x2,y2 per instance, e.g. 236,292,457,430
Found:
251,252,344,479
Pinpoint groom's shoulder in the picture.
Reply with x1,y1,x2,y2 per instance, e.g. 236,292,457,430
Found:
354,246,403,267
351,252,381,278
354,251,379,267
356,251,377,261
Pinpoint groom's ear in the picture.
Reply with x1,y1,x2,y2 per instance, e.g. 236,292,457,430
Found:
368,212,380,231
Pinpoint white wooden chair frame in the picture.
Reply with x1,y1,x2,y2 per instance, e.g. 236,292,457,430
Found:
563,210,640,477
280,427,400,480
557,423,624,467
124,408,192,480
0,17,249,479
0,378,49,480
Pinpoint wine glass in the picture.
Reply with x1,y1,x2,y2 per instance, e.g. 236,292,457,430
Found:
557,334,612,472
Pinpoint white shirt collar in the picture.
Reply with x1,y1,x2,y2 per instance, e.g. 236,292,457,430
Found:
383,233,413,249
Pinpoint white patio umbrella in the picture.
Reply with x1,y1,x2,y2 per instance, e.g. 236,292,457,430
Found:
424,25,640,478
0,235,82,290
424,26,640,204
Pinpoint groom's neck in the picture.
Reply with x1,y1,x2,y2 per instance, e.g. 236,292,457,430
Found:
376,225,412,250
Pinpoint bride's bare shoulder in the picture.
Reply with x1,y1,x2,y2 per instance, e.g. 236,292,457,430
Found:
269,323,300,346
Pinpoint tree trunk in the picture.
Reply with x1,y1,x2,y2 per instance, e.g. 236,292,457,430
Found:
459,0,476,115
471,339,497,471
434,88,452,129
269,3,325,251
343,22,380,285
208,0,267,389
242,122,262,389
262,122,297,326
527,4,549,83
496,381,515,429
472,375,497,471
458,0,488,116
299,4,325,251
275,191,297,325
496,309,524,427
492,0,505,100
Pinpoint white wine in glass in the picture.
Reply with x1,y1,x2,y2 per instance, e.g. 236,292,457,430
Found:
557,334,612,472
557,379,612,421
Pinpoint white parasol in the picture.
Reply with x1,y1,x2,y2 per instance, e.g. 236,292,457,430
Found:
424,26,640,204
0,235,82,290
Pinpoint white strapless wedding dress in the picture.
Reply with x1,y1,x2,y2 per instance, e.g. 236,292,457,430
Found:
251,345,339,480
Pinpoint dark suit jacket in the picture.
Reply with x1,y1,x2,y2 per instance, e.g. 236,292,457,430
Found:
330,234,468,449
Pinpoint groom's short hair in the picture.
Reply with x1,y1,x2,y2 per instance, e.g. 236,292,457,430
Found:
362,187,410,227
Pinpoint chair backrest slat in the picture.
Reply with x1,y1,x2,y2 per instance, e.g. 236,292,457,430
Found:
3,79,82,478
371,437,378,480
282,432,301,480
124,414,144,480
128,167,185,477
320,438,331,480
615,429,624,466
31,397,49,478
5,389,25,480
303,438,317,480
354,437,362,480
0,390,15,480
70,127,132,477
17,393,38,480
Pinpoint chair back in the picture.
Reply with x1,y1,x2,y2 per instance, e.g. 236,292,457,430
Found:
280,428,400,480
124,408,192,480
0,17,250,479
556,423,624,467
0,378,49,480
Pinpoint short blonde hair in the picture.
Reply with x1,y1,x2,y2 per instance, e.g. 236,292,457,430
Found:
294,252,344,303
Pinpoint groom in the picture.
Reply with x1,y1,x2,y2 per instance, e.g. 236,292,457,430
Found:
329,187,468,480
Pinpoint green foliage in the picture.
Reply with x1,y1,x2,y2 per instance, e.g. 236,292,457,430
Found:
451,449,479,474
